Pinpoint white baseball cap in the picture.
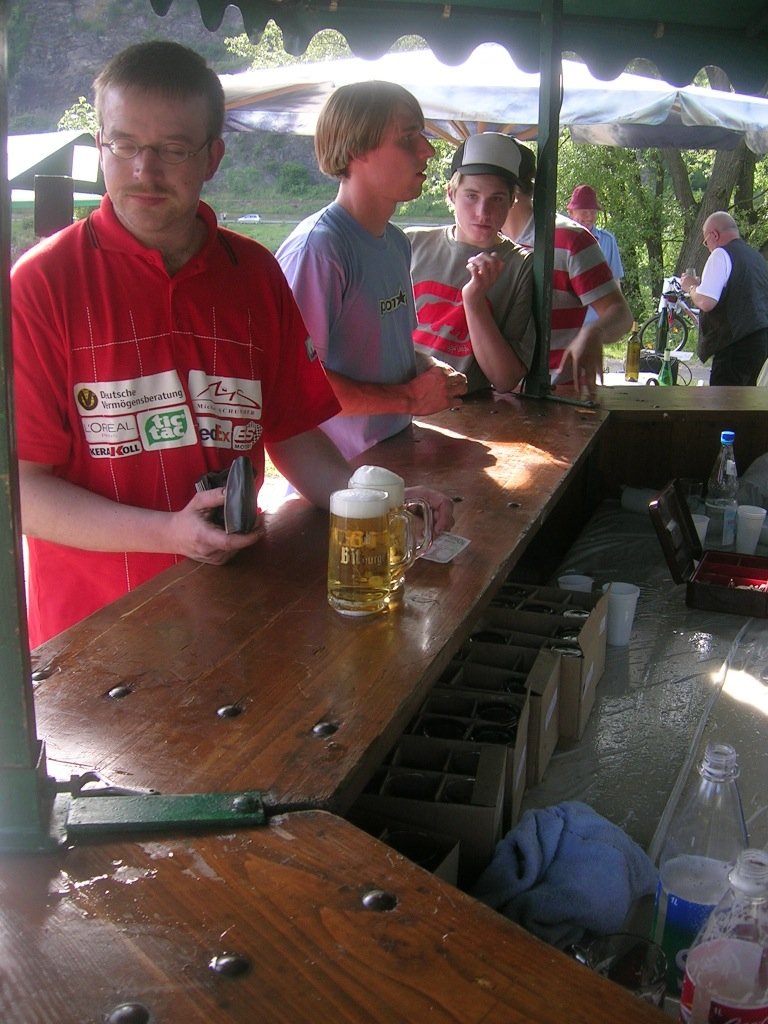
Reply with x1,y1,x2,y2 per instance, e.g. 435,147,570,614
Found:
450,133,522,183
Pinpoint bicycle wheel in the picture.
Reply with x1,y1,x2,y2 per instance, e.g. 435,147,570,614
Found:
638,312,688,352
666,312,689,352
639,314,662,350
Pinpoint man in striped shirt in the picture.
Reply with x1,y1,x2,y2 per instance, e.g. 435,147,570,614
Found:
503,143,632,395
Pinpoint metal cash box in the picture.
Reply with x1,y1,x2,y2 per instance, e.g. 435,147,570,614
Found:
649,479,768,617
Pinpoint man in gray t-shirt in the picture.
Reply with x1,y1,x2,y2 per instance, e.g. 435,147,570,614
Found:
277,81,467,460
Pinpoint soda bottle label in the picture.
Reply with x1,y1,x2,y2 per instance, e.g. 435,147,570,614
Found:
709,1001,768,1023
680,938,768,1024
655,880,716,992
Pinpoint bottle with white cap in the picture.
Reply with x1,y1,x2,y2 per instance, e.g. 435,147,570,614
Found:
679,847,768,1023
652,741,748,995
705,430,739,549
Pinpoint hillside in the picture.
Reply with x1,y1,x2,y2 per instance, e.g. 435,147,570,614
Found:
8,0,247,130
7,0,330,200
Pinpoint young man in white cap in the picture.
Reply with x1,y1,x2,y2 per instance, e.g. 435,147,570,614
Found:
407,133,535,393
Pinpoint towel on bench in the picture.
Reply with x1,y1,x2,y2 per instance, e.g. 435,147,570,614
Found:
471,800,658,949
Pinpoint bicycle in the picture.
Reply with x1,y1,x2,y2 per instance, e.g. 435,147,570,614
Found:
638,275,699,353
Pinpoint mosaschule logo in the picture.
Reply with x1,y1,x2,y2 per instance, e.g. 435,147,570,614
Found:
142,409,189,446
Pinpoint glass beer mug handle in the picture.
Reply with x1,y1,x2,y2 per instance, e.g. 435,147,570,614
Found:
388,508,417,577
403,498,433,558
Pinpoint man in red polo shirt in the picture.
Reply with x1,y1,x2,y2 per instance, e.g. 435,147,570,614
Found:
12,42,453,647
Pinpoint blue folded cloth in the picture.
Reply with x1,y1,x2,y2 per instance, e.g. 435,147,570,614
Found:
471,800,658,949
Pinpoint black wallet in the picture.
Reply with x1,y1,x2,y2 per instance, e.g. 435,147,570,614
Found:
195,456,258,534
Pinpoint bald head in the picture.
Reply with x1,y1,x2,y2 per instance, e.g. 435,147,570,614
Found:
703,211,740,251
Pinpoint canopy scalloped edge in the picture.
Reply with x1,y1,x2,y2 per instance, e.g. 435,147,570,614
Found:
150,0,768,95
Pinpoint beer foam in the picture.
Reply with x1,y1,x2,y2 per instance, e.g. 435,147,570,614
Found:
348,465,404,507
330,487,390,519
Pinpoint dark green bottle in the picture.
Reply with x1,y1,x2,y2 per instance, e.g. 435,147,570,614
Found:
658,346,673,386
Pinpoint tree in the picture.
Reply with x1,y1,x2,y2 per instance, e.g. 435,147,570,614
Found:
57,96,98,135
224,20,352,67
224,19,427,69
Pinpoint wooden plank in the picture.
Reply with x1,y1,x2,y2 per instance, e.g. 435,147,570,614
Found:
30,395,607,813
0,811,666,1024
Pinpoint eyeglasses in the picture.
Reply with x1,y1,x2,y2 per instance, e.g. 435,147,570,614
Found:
704,229,717,243
101,138,211,165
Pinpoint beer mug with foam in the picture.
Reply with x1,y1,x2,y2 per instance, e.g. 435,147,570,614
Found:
328,488,413,616
348,466,434,598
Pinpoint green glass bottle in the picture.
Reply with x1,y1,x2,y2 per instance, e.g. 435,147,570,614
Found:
658,346,673,386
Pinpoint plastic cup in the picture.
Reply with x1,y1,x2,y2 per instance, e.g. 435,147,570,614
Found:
736,504,767,555
557,574,594,593
602,582,640,646
691,513,709,547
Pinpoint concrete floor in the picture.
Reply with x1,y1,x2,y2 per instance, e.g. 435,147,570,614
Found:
521,502,767,855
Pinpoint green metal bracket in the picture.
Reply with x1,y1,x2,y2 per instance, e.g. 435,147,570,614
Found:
0,741,63,852
66,790,266,837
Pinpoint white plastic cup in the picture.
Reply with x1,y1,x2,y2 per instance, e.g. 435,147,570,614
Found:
349,464,405,506
691,513,709,548
557,574,594,593
601,582,640,646
736,504,767,555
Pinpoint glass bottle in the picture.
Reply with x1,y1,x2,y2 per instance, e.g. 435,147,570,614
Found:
659,345,674,386
625,321,641,382
652,742,748,995
679,847,768,1023
705,430,739,550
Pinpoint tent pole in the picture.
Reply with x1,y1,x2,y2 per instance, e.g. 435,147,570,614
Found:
524,0,562,399
0,0,58,852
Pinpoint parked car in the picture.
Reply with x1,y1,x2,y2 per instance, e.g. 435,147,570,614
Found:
237,213,262,224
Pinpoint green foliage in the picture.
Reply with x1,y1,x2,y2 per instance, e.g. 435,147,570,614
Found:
224,20,428,70
278,161,312,195
224,21,352,68
57,97,98,135
398,138,453,217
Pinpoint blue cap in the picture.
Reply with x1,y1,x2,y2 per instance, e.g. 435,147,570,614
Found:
721,430,735,444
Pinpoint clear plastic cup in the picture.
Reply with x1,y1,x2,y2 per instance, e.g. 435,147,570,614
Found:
557,574,594,593
691,513,709,547
736,505,767,555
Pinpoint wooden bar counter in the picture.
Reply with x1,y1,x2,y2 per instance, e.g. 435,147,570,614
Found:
14,386,768,1024
0,811,666,1024
31,393,607,812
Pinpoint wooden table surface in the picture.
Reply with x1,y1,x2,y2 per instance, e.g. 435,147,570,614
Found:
13,390,746,1024
0,811,666,1024
596,381,768,413
31,394,607,813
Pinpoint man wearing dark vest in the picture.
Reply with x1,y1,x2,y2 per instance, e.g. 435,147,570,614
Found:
682,211,768,385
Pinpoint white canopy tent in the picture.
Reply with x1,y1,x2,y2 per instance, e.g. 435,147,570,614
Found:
8,131,104,211
7,131,103,192
221,43,768,153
